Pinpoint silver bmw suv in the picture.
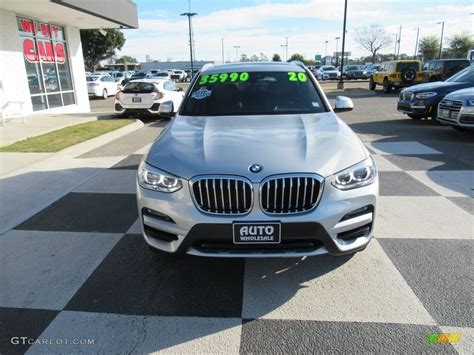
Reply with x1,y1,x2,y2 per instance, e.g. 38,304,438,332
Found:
136,61,378,257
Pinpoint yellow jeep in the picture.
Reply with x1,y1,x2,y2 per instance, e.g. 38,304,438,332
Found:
369,60,423,93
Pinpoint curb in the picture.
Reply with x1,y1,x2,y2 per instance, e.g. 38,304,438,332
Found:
59,119,144,157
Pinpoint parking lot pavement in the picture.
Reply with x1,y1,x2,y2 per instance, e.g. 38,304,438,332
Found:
1,93,472,353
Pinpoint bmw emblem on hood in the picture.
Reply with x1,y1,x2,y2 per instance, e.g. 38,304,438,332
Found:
249,164,262,173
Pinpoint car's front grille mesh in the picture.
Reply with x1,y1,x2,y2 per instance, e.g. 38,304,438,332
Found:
439,99,463,112
192,177,253,214
261,176,323,214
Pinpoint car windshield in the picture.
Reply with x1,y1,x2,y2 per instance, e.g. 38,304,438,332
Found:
323,67,336,71
154,72,168,77
113,72,124,77
86,76,99,82
446,67,474,83
123,82,156,93
181,70,326,116
131,72,147,78
346,66,359,70
396,62,419,72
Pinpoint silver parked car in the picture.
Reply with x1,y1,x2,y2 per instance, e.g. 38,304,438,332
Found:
137,61,378,257
437,87,474,131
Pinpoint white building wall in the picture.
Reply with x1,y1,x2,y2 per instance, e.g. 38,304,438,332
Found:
0,9,32,116
64,25,89,113
0,9,90,117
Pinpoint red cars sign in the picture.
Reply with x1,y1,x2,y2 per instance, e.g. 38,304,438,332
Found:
19,18,65,64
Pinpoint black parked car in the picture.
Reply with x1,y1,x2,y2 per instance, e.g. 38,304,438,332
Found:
422,59,470,82
345,65,365,80
397,66,474,120
121,71,147,85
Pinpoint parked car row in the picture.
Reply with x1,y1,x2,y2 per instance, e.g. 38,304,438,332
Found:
397,65,474,131
370,59,470,93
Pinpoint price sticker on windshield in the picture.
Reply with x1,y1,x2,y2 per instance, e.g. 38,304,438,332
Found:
199,72,249,85
288,71,308,82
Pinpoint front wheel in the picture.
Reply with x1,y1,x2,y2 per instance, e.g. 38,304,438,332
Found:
369,77,376,90
102,89,108,99
383,79,392,94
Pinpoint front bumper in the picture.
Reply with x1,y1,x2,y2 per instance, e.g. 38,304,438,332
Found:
397,100,433,116
136,176,378,257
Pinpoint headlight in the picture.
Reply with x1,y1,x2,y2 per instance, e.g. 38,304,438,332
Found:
138,161,183,193
415,92,437,99
331,157,377,190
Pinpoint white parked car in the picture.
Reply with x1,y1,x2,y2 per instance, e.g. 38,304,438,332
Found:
171,70,186,82
114,79,185,118
316,66,340,81
87,75,118,99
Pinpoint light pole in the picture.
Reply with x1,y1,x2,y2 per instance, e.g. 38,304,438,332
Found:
285,37,288,61
221,38,224,63
397,25,402,58
437,21,444,59
280,44,286,61
392,33,398,59
233,45,240,62
337,0,348,90
324,40,328,57
334,37,340,67
180,12,197,77
413,27,420,59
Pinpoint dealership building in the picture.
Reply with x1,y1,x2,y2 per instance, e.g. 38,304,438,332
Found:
0,0,138,118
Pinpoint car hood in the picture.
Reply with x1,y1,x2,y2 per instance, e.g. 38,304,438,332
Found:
146,113,368,181
403,81,470,94
445,87,474,100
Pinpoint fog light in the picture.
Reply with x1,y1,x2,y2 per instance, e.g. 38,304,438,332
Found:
142,208,175,224
340,205,373,222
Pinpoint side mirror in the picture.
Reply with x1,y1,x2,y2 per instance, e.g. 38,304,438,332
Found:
158,101,175,117
334,96,354,112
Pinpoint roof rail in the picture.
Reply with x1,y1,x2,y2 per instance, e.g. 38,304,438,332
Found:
289,60,306,69
201,63,214,71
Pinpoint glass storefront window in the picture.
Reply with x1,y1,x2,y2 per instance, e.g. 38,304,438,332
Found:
18,17,75,111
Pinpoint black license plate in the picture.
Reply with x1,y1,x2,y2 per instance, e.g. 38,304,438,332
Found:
233,222,281,244
132,97,141,103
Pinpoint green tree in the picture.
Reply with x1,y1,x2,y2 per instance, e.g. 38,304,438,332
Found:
288,53,306,63
116,55,137,64
272,53,282,61
418,36,440,60
80,29,126,71
447,33,474,58
354,24,392,64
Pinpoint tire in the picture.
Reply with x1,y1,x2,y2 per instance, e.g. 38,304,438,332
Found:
430,106,438,121
383,79,392,93
102,89,108,99
407,113,422,119
369,77,376,90
401,69,416,85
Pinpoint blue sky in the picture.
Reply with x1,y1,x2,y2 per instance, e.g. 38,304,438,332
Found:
120,0,473,62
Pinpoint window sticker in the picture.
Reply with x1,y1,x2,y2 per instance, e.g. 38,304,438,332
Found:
191,87,212,100
199,72,250,85
288,72,308,82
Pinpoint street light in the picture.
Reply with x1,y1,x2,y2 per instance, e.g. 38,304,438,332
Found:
280,44,286,61
324,40,328,57
437,21,444,59
233,45,240,62
413,27,420,59
392,33,398,59
221,38,224,64
337,0,348,90
335,36,340,67
180,12,197,77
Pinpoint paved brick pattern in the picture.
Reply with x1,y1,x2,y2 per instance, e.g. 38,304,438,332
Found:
1,134,472,353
